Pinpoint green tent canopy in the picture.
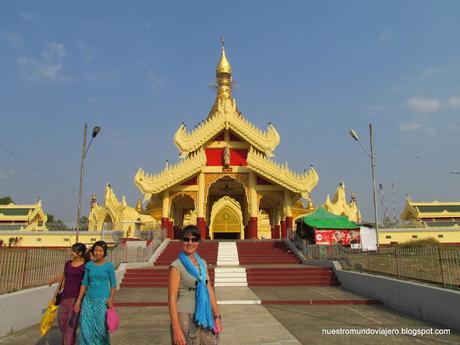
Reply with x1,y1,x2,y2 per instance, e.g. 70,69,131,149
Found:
299,207,358,230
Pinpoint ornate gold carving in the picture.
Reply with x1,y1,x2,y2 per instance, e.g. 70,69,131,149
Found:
323,183,362,222
170,191,198,209
134,148,206,198
246,147,319,195
204,173,249,204
173,97,280,158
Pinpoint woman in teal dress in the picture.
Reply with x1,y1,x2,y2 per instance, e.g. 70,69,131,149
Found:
74,241,117,345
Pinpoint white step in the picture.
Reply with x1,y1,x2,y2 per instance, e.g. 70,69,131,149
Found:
215,273,247,279
214,282,248,287
215,277,247,283
214,267,246,273
217,241,240,266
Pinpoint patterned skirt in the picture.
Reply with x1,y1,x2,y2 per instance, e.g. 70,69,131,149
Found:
79,296,110,345
58,298,79,345
171,312,219,345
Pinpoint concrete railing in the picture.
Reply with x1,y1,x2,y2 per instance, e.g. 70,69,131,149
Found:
0,238,169,338
284,237,460,333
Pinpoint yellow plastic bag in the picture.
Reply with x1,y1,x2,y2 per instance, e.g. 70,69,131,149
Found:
40,301,58,336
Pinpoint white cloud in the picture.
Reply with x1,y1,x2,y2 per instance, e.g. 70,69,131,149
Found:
17,42,72,82
424,128,437,136
17,56,63,81
20,11,36,21
447,96,460,109
418,67,439,80
1,31,23,47
379,30,392,41
400,123,422,131
41,42,66,60
407,97,441,113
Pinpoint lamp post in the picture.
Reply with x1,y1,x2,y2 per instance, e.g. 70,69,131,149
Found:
76,124,101,242
349,123,379,247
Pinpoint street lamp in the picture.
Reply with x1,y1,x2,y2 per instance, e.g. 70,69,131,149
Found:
349,123,379,247
76,124,101,242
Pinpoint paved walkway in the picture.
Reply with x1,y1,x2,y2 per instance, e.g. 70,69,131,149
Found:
1,286,459,345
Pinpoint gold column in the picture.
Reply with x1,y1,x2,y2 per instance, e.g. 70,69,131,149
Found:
248,171,258,239
284,190,292,217
249,172,258,217
197,172,207,239
197,172,205,218
162,189,170,218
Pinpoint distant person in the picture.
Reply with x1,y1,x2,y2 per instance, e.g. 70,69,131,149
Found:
168,225,223,345
50,243,87,345
74,241,117,345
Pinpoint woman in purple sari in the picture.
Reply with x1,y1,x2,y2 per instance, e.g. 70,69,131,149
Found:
56,243,87,345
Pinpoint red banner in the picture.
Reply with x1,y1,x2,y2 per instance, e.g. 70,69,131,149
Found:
314,229,360,246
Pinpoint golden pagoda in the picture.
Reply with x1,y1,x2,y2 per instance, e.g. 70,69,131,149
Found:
133,41,321,240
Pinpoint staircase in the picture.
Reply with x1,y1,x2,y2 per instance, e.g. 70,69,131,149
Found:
120,240,218,288
237,241,338,286
120,240,338,288
154,240,218,266
246,266,338,286
214,242,247,287
237,241,300,265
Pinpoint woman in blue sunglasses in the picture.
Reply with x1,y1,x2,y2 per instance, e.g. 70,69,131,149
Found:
168,225,223,345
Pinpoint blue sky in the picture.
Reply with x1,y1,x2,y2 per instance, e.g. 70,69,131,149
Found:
1,1,460,223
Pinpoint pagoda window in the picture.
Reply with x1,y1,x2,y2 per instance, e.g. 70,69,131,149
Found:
438,234,444,238
412,235,418,239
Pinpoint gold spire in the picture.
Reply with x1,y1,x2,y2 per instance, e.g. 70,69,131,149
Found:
216,37,232,75
208,38,236,118
136,199,142,213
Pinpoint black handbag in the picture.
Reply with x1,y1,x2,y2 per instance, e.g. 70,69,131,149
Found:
54,278,64,306
54,292,62,306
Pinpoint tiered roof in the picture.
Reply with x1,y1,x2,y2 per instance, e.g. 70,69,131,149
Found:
134,43,318,197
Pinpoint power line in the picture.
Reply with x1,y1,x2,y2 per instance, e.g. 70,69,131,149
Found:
0,142,76,190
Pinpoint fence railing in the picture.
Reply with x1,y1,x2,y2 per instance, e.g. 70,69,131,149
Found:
295,238,460,290
0,230,167,295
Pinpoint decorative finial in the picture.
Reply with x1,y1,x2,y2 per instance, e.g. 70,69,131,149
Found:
216,38,232,76
221,36,225,49
136,199,142,213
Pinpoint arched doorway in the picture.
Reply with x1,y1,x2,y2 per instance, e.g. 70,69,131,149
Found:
103,214,114,230
170,193,196,238
210,196,244,239
207,176,248,239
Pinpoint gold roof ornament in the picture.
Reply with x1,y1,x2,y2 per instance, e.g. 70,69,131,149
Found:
214,37,233,103
216,37,232,76
136,199,143,213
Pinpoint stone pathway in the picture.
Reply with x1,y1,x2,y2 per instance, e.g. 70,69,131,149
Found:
1,286,459,345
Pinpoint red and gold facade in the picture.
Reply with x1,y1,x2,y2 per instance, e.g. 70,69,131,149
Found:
134,44,319,239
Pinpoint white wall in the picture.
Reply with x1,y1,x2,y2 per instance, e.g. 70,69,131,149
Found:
284,238,460,333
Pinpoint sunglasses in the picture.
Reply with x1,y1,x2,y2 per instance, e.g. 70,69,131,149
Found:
182,237,199,243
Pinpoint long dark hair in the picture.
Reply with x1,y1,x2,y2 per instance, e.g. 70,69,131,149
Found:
71,242,87,258
92,240,108,257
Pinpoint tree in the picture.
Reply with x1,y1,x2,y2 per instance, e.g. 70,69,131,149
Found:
47,213,55,223
79,216,89,231
0,196,13,205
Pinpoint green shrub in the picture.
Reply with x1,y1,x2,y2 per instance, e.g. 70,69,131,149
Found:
397,238,440,248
